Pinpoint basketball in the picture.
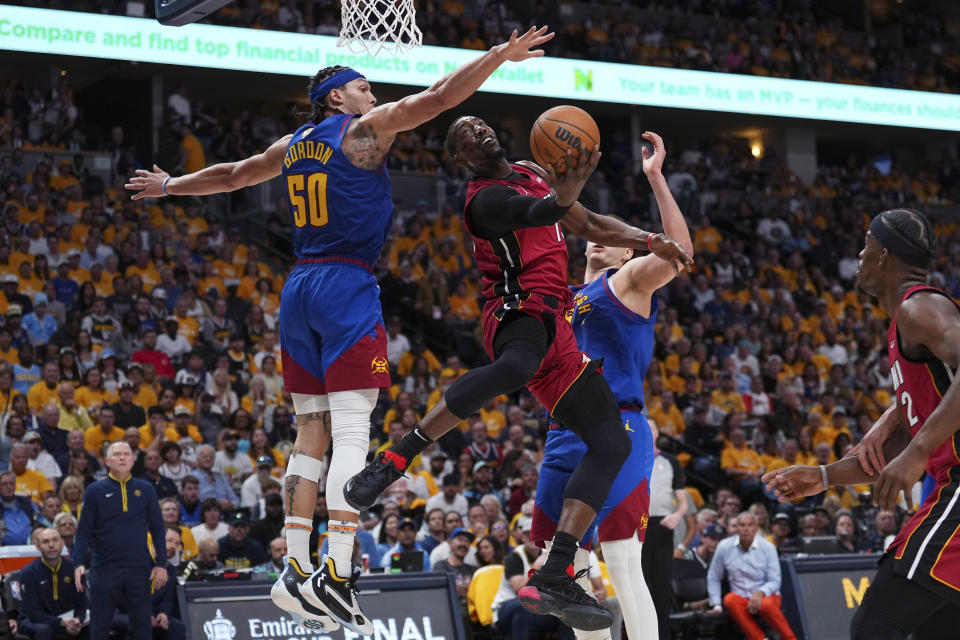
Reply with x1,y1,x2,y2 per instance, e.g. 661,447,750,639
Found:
529,105,601,174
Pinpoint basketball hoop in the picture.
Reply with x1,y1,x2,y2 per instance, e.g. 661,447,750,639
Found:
338,0,422,57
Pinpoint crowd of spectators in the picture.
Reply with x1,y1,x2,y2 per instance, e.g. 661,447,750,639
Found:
13,0,960,93
2,5,960,636
2,69,960,633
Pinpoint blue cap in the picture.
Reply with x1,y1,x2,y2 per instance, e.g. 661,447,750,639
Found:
449,527,475,542
100,348,115,359
702,524,726,539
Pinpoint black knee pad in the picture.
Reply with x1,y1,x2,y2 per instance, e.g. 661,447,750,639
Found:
553,366,632,511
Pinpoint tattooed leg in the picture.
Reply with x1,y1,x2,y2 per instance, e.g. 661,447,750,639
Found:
282,409,331,571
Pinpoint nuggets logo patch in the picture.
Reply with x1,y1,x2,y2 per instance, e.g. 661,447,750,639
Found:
134,489,142,497
640,513,649,531
371,356,388,374
64,577,71,583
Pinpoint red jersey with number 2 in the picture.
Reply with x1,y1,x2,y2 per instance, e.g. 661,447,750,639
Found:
886,285,960,602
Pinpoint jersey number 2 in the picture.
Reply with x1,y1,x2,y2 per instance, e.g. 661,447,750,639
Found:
287,173,328,228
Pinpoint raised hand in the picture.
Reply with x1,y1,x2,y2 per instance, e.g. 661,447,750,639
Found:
546,143,602,207
649,233,694,275
496,26,555,62
641,131,666,177
125,164,170,200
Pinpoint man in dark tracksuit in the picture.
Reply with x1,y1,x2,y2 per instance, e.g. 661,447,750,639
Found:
113,527,186,640
73,441,167,640
19,528,88,640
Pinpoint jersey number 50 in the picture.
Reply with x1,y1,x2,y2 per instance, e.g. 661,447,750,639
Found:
287,173,328,228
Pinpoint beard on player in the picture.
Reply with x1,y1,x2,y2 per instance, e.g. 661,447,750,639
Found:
445,116,508,178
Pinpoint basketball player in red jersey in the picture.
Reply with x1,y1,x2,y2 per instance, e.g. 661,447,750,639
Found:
346,116,692,631
764,208,960,639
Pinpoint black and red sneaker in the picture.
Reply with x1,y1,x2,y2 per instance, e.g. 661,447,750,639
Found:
518,568,613,631
343,450,406,510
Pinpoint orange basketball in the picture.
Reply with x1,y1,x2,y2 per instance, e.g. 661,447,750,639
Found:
529,105,601,174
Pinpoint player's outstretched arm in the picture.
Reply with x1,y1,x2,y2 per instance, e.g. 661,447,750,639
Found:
554,143,693,273
125,134,292,199
762,424,911,503
359,26,553,138
873,293,960,511
612,131,694,297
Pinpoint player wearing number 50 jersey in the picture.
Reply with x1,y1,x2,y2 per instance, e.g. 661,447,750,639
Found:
124,26,555,634
764,208,960,640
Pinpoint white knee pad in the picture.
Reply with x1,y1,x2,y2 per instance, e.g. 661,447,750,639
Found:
286,453,324,483
291,393,330,415
325,388,378,513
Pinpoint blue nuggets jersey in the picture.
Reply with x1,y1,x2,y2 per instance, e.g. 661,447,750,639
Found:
533,268,659,547
568,268,658,408
281,114,393,265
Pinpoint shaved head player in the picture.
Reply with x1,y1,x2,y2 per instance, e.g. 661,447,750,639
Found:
126,26,554,634
764,208,960,639
344,117,693,631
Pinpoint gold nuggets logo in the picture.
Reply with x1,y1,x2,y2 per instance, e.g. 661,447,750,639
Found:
640,513,649,532
572,292,592,316
134,489,142,497
371,356,388,374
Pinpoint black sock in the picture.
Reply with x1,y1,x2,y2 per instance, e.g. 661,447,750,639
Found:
390,427,433,464
541,531,579,577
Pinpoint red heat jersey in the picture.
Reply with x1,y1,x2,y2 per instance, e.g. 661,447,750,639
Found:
887,286,958,484
886,285,960,599
463,163,572,316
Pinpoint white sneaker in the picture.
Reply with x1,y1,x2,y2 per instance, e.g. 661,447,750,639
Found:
270,556,340,631
299,556,374,635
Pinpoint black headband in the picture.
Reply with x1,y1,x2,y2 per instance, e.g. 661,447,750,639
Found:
869,214,932,269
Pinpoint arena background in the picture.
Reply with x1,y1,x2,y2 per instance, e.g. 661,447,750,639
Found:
0,1,959,639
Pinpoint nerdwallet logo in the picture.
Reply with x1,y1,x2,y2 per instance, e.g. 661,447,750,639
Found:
248,615,447,640
574,68,594,92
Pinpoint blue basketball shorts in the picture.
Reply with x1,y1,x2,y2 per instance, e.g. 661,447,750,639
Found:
279,260,390,395
531,410,654,548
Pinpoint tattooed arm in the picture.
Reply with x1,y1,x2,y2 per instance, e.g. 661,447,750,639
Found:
341,27,554,170
125,135,291,199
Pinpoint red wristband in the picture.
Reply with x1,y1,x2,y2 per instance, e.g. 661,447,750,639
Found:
647,233,658,252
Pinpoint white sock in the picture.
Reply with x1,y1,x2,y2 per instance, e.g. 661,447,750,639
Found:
284,516,314,573
327,520,358,578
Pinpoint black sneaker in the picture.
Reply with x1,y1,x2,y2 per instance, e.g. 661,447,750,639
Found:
299,557,374,635
343,451,406,510
518,568,614,631
269,557,340,631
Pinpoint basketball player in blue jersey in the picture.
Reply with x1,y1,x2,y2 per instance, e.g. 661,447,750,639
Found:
532,132,693,640
125,25,554,633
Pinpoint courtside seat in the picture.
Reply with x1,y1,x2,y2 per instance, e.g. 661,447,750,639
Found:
468,564,504,627
669,558,728,639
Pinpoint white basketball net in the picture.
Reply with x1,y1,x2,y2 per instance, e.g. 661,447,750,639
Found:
339,0,423,58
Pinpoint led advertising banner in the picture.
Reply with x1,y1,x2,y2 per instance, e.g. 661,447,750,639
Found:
179,574,466,640
3,5,960,130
